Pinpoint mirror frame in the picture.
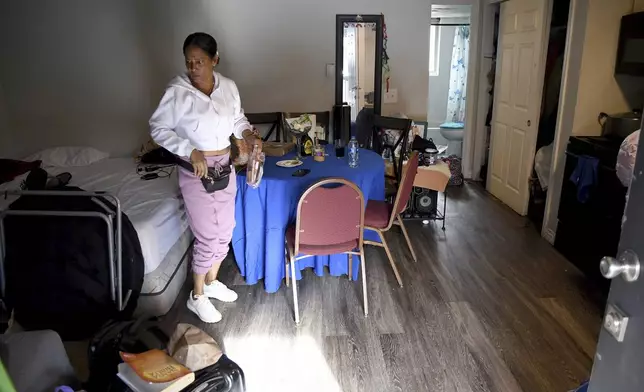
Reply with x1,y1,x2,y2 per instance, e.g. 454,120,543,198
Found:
335,14,385,115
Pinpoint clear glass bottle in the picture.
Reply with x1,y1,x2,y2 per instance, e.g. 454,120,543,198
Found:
246,145,265,188
348,136,359,168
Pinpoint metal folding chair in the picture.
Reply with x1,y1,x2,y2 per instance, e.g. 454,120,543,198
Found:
284,178,367,325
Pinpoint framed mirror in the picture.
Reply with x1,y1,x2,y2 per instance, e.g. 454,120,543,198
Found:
335,14,384,120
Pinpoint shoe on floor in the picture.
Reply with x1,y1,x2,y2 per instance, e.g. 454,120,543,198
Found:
204,280,238,302
187,291,222,323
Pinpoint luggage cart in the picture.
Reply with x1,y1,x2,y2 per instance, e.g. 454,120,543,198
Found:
0,190,131,312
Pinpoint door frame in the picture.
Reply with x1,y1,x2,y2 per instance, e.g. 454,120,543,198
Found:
428,0,482,180
334,14,384,115
470,1,500,181
485,0,554,215
540,0,589,242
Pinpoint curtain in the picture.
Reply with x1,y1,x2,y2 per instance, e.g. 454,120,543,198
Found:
342,25,358,120
446,26,470,124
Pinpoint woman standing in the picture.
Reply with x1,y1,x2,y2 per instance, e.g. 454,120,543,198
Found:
149,32,261,323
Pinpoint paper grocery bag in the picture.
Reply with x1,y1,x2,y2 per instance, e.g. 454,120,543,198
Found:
167,323,222,371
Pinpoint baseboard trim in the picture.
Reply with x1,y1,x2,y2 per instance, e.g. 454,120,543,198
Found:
542,228,556,244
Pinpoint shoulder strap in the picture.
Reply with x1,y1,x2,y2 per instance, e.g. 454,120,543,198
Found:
175,156,194,172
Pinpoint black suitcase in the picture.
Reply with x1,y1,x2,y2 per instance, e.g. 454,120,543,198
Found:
183,355,246,392
86,316,245,392
86,316,169,392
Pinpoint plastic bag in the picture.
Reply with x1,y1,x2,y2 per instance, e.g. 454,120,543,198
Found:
534,143,553,190
246,145,265,188
167,323,222,372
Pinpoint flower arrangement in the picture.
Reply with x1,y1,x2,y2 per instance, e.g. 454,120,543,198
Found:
284,113,313,132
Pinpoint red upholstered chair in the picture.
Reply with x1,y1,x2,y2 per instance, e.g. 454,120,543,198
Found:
364,152,419,287
285,178,367,325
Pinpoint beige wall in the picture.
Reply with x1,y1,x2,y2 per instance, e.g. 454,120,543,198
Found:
0,0,430,159
634,0,644,11
570,0,634,136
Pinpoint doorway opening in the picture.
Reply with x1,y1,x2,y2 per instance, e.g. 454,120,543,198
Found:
528,0,572,230
427,4,472,158
342,22,377,121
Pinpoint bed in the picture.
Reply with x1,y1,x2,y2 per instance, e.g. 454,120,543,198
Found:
0,155,192,318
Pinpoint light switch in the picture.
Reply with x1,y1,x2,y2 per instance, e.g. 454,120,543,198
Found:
326,63,335,77
384,88,398,104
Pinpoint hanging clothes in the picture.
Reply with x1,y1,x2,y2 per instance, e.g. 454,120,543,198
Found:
569,155,599,203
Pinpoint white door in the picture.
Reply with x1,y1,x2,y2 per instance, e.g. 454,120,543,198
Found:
487,0,548,215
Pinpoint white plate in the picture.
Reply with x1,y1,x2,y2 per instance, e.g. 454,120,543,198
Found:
276,159,303,168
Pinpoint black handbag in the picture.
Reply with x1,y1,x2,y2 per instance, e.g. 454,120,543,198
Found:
86,316,169,392
183,355,246,392
175,157,231,193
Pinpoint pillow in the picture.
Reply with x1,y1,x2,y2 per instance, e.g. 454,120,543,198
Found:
0,159,42,185
25,146,109,167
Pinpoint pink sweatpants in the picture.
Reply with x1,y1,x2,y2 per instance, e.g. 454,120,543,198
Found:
179,154,237,275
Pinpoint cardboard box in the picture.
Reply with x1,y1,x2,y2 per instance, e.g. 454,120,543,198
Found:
263,142,295,157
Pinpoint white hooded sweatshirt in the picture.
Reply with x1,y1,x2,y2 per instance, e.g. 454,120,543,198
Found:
149,72,251,157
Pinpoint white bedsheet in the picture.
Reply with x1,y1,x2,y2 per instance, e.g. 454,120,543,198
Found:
1,159,189,274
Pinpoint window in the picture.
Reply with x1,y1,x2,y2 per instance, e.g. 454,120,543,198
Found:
429,25,441,76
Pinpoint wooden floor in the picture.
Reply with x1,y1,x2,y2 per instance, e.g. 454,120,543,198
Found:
166,183,603,392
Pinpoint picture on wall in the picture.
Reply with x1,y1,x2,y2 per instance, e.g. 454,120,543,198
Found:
411,121,428,140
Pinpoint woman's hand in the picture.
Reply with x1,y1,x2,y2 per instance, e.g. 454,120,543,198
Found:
190,149,208,178
243,128,263,152
251,135,263,152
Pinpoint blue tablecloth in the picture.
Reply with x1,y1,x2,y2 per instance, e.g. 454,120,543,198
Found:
233,145,385,293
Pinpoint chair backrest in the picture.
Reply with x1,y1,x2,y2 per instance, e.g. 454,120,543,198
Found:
283,111,331,142
373,115,413,153
294,178,365,251
391,152,419,220
246,112,282,142
355,107,375,148
373,115,413,183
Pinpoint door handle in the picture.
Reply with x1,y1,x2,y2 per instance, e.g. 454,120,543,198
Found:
600,249,640,282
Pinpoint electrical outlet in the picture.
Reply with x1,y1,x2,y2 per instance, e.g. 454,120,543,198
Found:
384,88,398,104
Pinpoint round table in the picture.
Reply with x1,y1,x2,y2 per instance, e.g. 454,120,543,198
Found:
232,145,385,293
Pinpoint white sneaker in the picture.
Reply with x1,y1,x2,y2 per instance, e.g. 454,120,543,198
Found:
187,291,222,323
203,280,238,302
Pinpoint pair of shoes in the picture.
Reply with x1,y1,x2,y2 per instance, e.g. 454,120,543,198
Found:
186,281,238,323
203,280,239,302
187,292,222,323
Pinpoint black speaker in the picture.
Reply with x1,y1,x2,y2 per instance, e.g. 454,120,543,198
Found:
332,104,351,142
403,187,438,218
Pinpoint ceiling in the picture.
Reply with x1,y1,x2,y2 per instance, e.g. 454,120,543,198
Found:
431,4,471,19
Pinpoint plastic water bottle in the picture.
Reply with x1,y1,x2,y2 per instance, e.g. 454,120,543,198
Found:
348,136,359,168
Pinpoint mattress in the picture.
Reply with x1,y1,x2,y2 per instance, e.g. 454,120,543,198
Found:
141,228,193,295
1,158,190,274
136,227,194,317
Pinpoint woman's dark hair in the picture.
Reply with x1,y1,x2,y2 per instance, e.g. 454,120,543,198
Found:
183,32,218,58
